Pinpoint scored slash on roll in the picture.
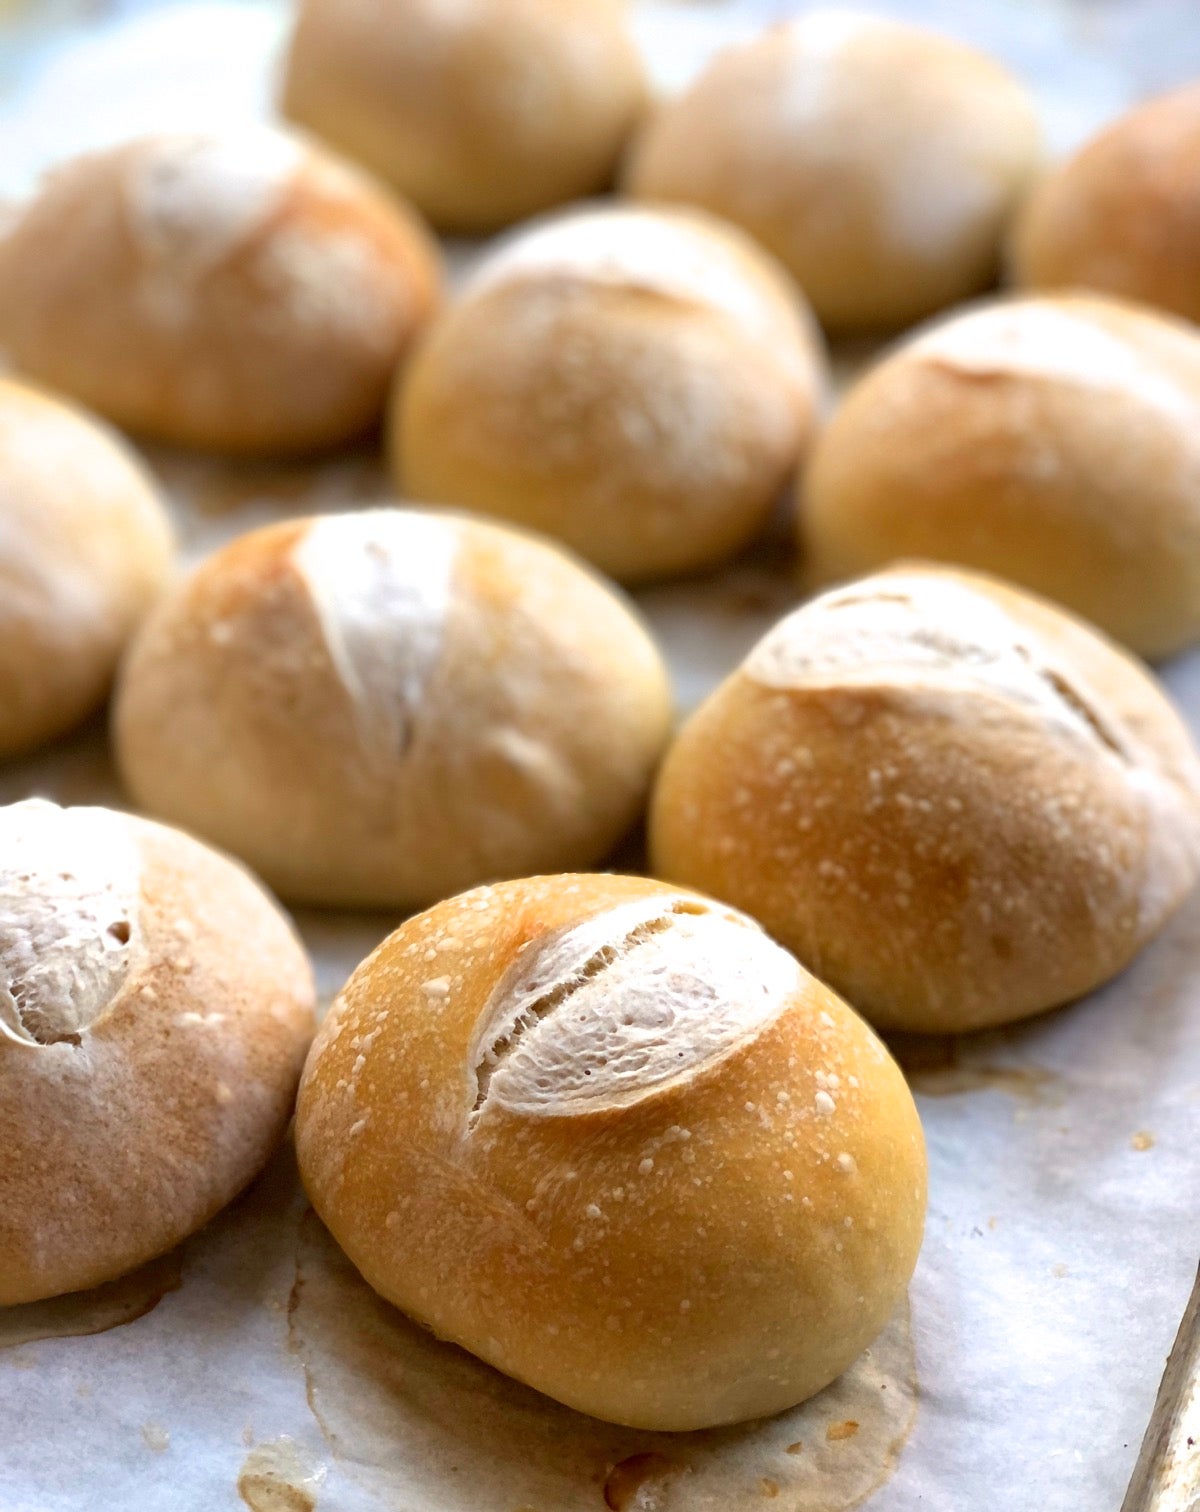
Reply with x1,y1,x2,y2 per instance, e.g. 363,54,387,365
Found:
1122,1263,1200,1512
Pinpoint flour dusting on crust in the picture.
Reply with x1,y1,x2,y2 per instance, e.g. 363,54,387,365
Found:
468,893,801,1121
293,511,459,765
467,205,810,369
762,12,1015,258
745,572,1133,757
909,303,1199,423
0,800,141,1047
123,128,304,272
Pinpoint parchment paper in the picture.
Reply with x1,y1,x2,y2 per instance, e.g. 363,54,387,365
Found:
1,5,1198,1510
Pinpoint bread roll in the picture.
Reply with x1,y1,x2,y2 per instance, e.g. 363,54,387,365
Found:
0,379,173,758
114,508,672,909
626,11,1042,333
649,565,1200,1035
281,0,646,233
296,872,926,1430
800,294,1200,660
394,205,825,583
0,129,441,454
1013,85,1200,325
0,799,314,1305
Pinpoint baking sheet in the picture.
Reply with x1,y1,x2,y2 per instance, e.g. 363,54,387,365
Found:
1,3,1199,1509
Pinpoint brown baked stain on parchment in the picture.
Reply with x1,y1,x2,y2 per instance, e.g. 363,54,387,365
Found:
286,1209,917,1512
237,1436,327,1512
0,1248,183,1349
887,1031,1060,1103
602,1453,678,1510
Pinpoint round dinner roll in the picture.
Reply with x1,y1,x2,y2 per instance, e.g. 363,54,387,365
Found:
0,379,173,758
1012,85,1200,325
0,128,441,454
296,873,926,1430
281,0,646,233
114,508,673,909
626,10,1042,333
394,205,826,583
649,566,1200,1035
800,294,1200,659
0,798,315,1305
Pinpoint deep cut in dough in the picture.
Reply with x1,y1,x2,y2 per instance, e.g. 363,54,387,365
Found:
296,872,926,1429
0,128,441,453
650,564,1200,1033
113,508,673,908
799,294,1200,658
394,204,826,582
626,11,1041,332
0,799,314,1305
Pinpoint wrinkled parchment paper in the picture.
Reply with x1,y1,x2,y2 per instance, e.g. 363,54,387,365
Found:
2,5,1200,1509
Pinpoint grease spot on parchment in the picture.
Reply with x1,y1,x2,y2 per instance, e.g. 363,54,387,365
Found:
1131,1129,1156,1152
237,1436,327,1512
286,1210,917,1512
888,1033,1060,1103
141,1422,170,1453
0,1249,183,1349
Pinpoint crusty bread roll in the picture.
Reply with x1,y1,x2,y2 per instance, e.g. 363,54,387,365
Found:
0,128,441,454
649,565,1200,1035
282,0,646,233
296,872,926,1430
394,205,826,583
0,379,173,758
801,294,1200,659
114,508,672,908
626,11,1041,333
1012,85,1200,325
0,798,314,1305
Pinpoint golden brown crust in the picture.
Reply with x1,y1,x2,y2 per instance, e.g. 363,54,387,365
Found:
0,132,441,454
626,14,1041,333
295,873,926,1430
0,802,314,1305
0,379,174,757
113,509,673,908
393,205,825,583
649,564,1200,1034
1012,85,1200,324
282,0,647,233
800,294,1200,659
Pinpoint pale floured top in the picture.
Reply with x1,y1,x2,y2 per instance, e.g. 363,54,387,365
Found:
466,206,813,378
292,511,460,763
777,7,877,67
0,800,141,1047
908,303,1200,426
467,893,802,1124
123,128,305,272
745,572,1132,759
746,571,1200,931
753,10,1021,257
